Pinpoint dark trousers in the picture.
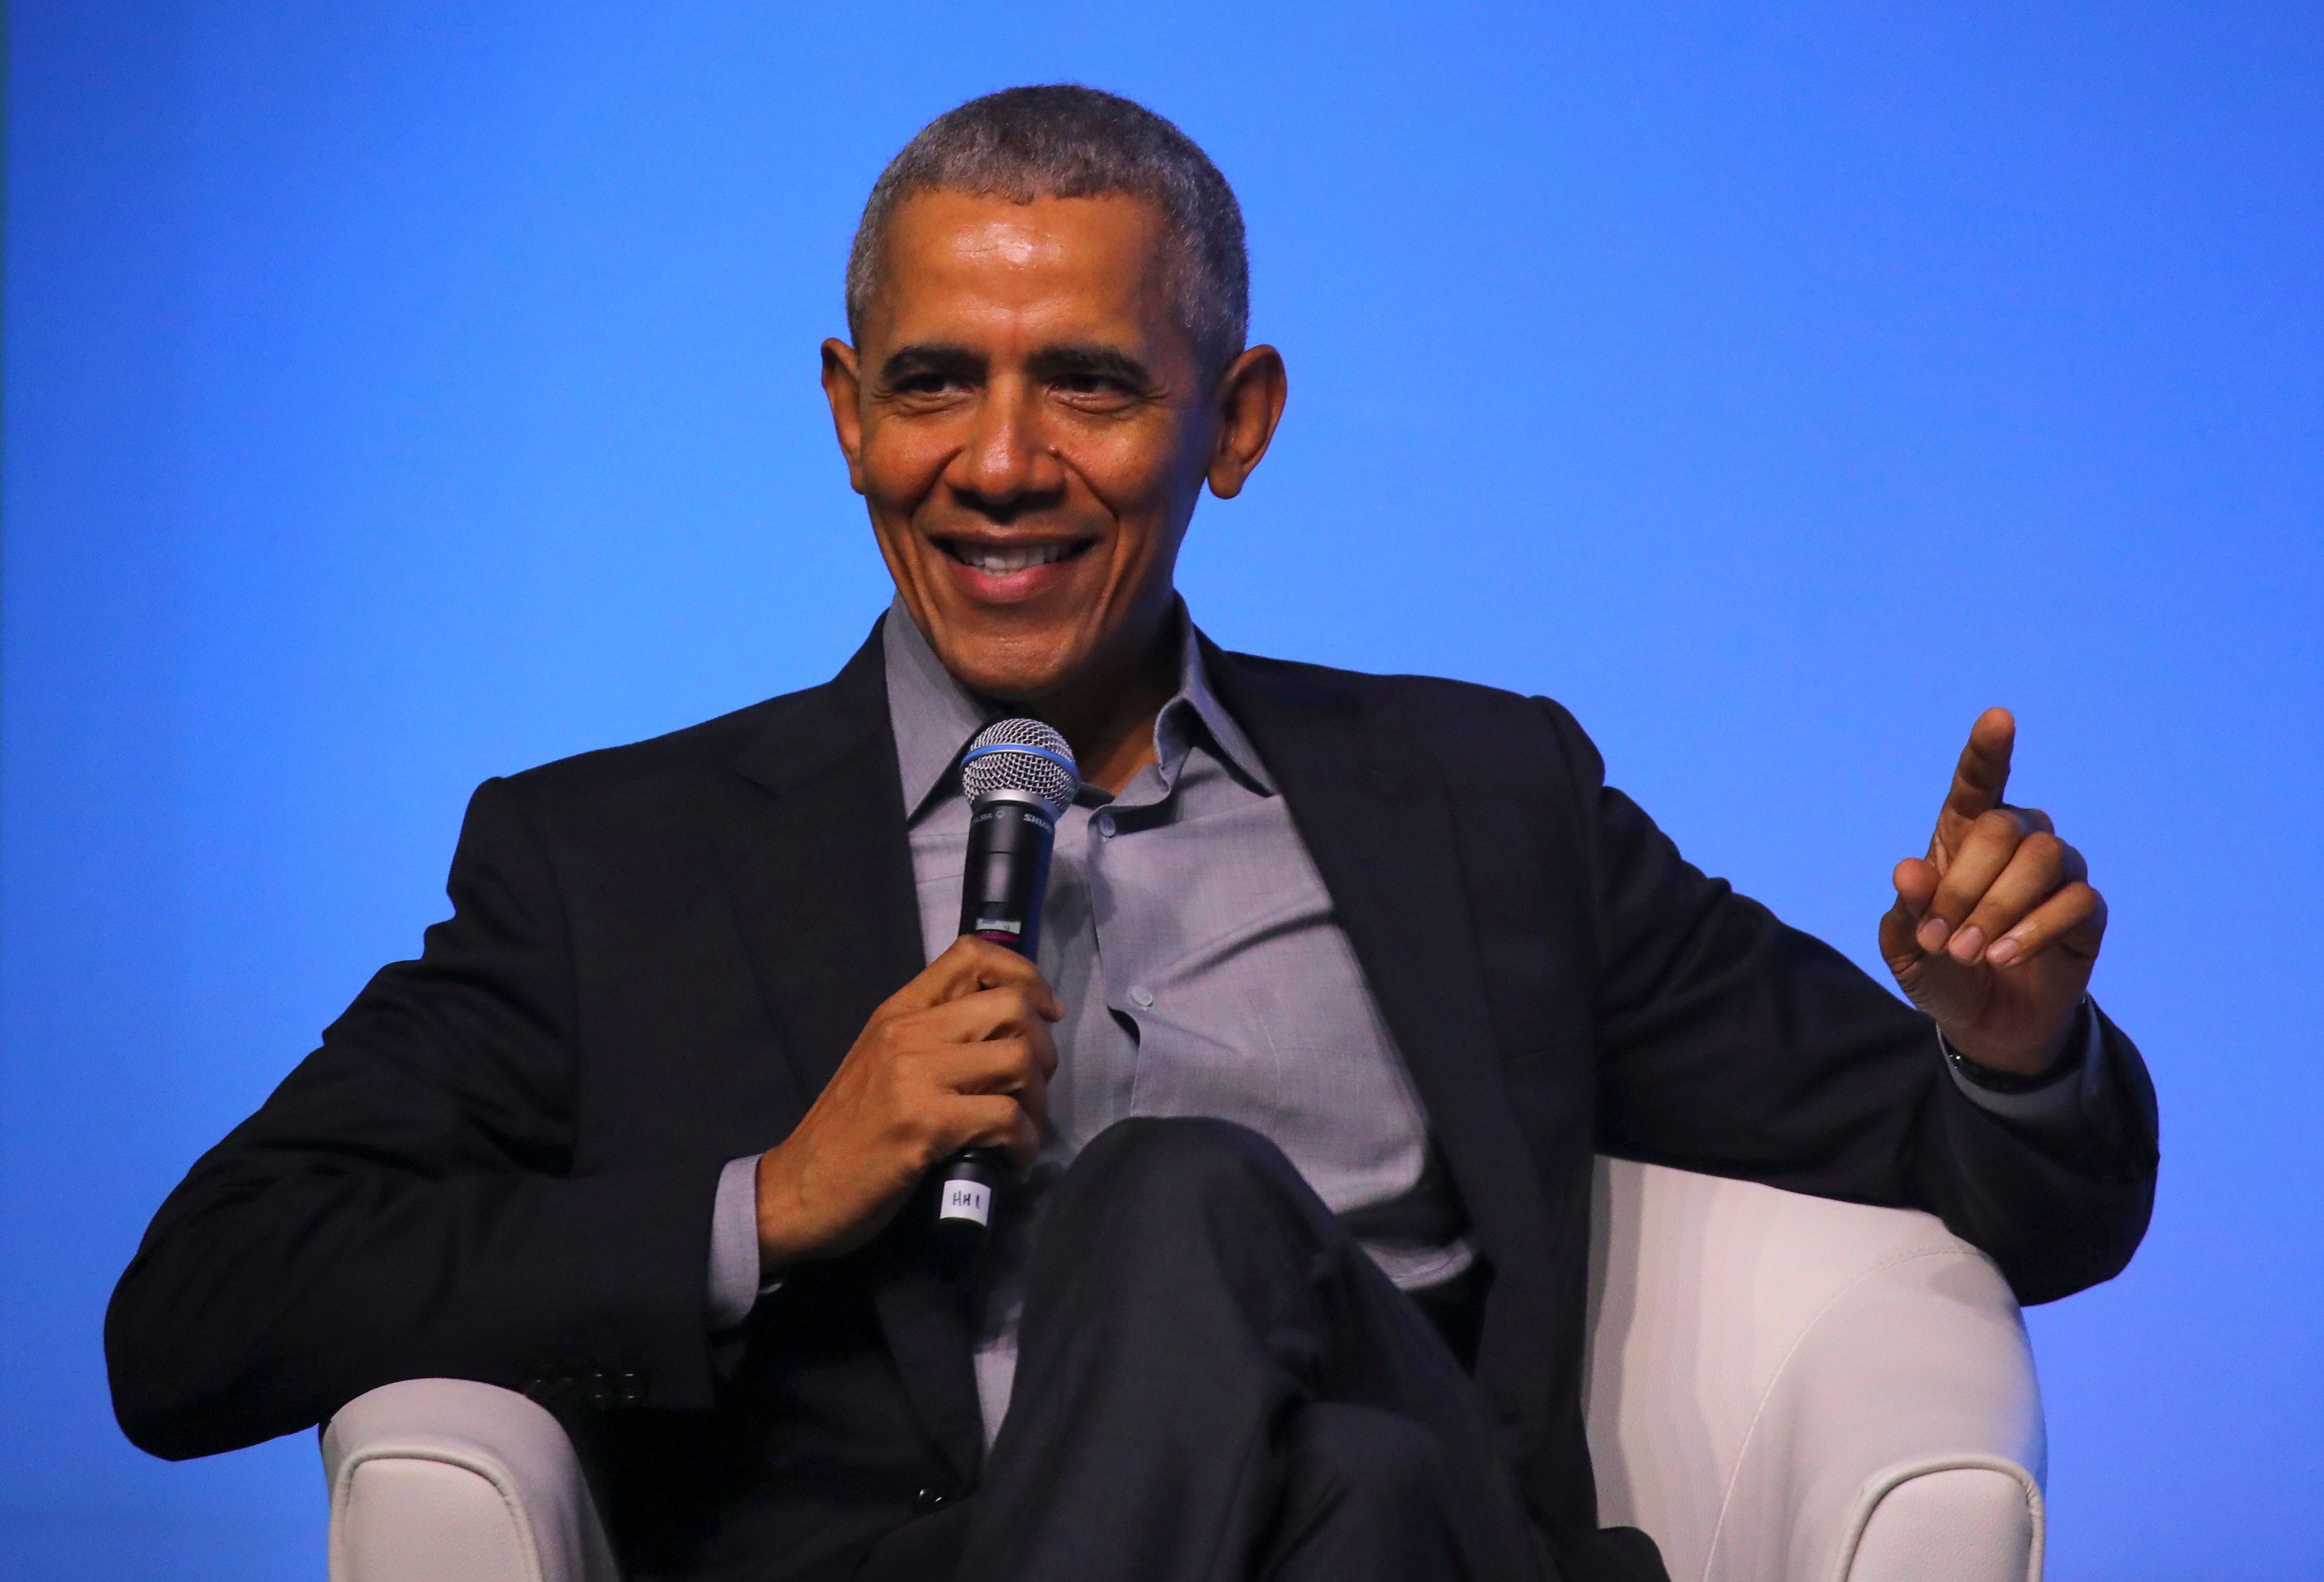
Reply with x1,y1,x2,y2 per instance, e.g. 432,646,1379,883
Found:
856,1117,1584,1582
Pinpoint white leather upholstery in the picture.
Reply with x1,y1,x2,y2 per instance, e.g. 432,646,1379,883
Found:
1585,1158,2043,1581
323,1161,2044,1581
322,1376,619,1582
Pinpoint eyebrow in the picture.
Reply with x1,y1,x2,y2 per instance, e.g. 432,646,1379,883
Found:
876,340,1160,392
1025,343,1157,390
878,342,985,385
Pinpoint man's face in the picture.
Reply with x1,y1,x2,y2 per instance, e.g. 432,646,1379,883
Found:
823,190,1231,703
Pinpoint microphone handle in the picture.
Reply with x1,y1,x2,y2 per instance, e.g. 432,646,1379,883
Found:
932,926,1031,1252
935,794,1056,1251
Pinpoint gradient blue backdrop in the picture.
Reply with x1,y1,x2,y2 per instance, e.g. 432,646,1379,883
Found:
6,4,2318,1577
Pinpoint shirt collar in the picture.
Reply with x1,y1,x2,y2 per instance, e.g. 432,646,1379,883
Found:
1153,619,1274,798
880,595,1275,818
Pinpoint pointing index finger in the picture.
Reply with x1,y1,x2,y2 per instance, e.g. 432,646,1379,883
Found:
1933,707,2016,863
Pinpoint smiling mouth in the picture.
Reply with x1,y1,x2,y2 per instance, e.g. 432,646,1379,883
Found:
936,537,1097,575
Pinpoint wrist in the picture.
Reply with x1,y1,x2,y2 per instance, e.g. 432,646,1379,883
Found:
752,1146,812,1274
1945,999,2090,1089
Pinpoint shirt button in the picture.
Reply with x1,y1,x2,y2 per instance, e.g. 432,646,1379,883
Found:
1096,812,1117,838
914,1485,952,1512
1129,985,1154,1008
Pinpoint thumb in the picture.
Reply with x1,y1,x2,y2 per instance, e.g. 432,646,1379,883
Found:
1880,856,1938,968
1881,855,1987,1024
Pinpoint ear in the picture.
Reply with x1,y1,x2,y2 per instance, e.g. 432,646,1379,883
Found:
1205,345,1288,500
821,338,868,496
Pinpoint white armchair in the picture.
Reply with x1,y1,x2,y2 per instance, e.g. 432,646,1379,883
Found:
322,1376,619,1582
1584,1158,2043,1581
321,1159,2044,1582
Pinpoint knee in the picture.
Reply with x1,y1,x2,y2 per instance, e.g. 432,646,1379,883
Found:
1065,1116,1304,1207
1055,1117,1325,1243
1030,1121,1346,1323
1285,1402,1450,1510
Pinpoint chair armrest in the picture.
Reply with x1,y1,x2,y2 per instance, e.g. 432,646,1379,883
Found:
1585,1158,2044,1582
321,1379,619,1582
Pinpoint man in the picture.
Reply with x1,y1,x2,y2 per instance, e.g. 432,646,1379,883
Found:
107,86,2157,1582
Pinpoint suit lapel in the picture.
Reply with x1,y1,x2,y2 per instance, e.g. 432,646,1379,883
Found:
716,626,926,1108
1203,643,1556,1428
713,621,985,1484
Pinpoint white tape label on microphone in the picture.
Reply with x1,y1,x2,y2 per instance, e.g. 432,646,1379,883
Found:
938,1180,993,1226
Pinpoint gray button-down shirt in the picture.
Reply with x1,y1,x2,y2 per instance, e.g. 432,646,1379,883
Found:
706,601,2104,1435
885,601,1471,1434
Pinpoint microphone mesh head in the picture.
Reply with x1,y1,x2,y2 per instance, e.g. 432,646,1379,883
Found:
961,718,1078,818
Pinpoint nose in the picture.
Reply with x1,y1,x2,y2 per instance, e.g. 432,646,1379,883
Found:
949,380,1065,521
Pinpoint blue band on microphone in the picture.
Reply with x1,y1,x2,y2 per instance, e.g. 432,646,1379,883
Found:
960,743,1078,778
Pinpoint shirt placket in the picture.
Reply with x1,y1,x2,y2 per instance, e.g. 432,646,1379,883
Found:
1084,743,1186,1132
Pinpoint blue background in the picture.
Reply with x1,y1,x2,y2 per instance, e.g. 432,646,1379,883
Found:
5,3,2317,1577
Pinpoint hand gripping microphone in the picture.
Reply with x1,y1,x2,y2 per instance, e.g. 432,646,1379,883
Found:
934,718,1079,1251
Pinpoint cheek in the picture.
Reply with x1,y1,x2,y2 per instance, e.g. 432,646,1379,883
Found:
1067,421,1192,517
860,423,953,507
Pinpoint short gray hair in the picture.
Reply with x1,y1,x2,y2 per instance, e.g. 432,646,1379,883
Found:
845,85,1249,377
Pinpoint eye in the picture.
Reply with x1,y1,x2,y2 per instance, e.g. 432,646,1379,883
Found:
1053,369,1145,405
893,370,962,396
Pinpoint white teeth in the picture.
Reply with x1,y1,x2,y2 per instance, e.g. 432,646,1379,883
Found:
959,542,1074,573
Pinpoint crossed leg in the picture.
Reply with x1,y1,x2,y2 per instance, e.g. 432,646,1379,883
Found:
916,1117,1551,1582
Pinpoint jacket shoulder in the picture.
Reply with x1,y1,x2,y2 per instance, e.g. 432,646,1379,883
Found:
494,692,793,805
1218,650,1593,770
495,623,888,819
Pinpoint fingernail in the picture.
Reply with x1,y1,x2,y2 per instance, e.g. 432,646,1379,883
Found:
1986,936,2021,966
1949,924,1985,961
1917,917,1950,952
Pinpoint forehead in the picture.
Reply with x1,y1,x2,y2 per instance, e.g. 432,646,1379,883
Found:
866,189,1176,345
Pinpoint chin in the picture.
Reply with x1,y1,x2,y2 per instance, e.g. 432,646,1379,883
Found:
931,634,1086,704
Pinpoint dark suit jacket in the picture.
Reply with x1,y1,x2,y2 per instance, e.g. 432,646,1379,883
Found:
106,624,2158,1581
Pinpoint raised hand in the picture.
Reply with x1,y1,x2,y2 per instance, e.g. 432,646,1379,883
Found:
1879,708,2107,1076
754,936,1062,1271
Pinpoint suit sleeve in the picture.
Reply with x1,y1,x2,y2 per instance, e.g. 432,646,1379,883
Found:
105,776,730,1460
1540,700,2159,1304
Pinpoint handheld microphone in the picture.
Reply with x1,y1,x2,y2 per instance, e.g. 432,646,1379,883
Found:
934,718,1078,1251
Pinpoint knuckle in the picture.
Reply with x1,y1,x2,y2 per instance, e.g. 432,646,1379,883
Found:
1932,873,1978,913
1974,809,2021,843
977,937,1028,971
